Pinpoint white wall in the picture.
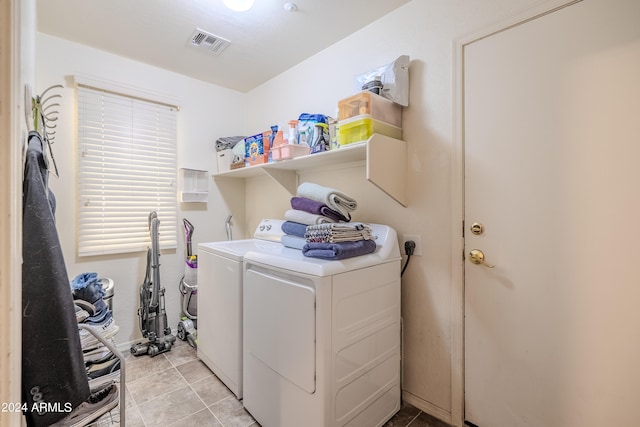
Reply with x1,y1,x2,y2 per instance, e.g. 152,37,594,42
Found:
36,33,247,345
32,0,550,424
244,0,541,422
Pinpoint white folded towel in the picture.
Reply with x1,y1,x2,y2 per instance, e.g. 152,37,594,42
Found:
297,182,357,219
284,209,335,225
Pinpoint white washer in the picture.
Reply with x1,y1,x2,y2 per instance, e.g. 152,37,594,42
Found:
242,224,402,427
197,219,285,398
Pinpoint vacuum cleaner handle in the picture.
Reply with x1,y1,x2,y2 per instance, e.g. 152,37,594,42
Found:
149,212,161,310
183,218,194,258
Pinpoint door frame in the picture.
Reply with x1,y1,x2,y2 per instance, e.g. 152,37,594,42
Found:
450,1,582,425
0,0,25,425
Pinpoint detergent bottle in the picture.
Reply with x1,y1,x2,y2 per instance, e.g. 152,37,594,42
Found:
287,119,299,145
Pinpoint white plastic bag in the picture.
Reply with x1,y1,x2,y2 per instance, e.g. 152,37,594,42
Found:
355,55,410,107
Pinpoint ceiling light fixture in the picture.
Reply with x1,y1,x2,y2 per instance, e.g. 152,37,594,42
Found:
283,2,298,12
222,0,254,12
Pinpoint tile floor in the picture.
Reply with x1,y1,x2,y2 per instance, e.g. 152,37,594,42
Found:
115,338,451,427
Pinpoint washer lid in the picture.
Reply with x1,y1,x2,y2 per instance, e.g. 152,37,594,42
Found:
243,224,401,277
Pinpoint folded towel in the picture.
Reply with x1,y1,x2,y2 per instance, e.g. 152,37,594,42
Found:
302,240,377,260
281,234,306,250
284,209,335,225
281,221,307,238
290,196,350,222
305,222,373,243
306,223,372,233
297,182,357,220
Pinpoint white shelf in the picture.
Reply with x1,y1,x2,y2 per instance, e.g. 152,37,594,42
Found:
180,191,208,203
213,134,407,207
180,168,208,203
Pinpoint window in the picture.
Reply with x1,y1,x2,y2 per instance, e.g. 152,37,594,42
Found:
76,84,178,256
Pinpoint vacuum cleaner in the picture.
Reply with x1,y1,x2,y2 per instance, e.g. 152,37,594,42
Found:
177,218,198,348
131,211,176,357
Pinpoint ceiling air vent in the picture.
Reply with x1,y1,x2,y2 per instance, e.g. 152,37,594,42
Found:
189,29,231,55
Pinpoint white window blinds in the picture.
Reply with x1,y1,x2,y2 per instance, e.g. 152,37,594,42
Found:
77,85,178,256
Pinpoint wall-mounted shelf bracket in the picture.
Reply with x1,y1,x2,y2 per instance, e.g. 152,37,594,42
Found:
261,168,298,194
366,133,407,207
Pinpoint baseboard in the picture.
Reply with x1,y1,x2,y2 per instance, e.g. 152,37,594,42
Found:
113,328,179,354
115,338,135,354
402,391,455,426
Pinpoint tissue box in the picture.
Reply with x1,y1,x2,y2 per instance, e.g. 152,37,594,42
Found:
216,149,233,173
230,160,245,170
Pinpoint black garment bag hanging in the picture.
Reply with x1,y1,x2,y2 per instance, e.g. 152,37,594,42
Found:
22,131,89,426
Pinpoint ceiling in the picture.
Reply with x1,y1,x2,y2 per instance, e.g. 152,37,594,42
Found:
36,0,410,93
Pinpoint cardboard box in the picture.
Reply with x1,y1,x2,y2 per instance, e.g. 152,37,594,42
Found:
244,131,272,165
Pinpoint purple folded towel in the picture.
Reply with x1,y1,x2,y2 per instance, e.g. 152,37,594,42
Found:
302,239,377,260
281,221,307,238
291,196,350,222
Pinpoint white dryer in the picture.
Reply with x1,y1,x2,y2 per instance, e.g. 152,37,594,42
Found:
197,219,285,398
242,224,402,427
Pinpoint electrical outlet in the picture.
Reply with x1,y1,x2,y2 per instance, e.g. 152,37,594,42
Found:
402,234,422,256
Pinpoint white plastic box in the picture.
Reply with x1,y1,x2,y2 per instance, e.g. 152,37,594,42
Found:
217,149,233,173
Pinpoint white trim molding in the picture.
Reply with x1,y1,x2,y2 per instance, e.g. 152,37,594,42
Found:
450,1,582,426
70,73,181,111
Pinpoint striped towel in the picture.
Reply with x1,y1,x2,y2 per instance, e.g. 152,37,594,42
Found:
304,222,373,243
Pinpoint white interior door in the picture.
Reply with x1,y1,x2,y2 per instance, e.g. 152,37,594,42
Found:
464,1,640,426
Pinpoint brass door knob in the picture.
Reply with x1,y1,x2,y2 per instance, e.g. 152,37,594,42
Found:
469,249,495,268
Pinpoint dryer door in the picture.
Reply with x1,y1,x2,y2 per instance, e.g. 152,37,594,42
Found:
245,267,316,393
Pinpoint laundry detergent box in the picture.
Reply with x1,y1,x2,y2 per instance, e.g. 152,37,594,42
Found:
244,131,272,165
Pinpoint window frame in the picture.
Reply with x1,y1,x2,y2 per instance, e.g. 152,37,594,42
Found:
75,79,179,257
